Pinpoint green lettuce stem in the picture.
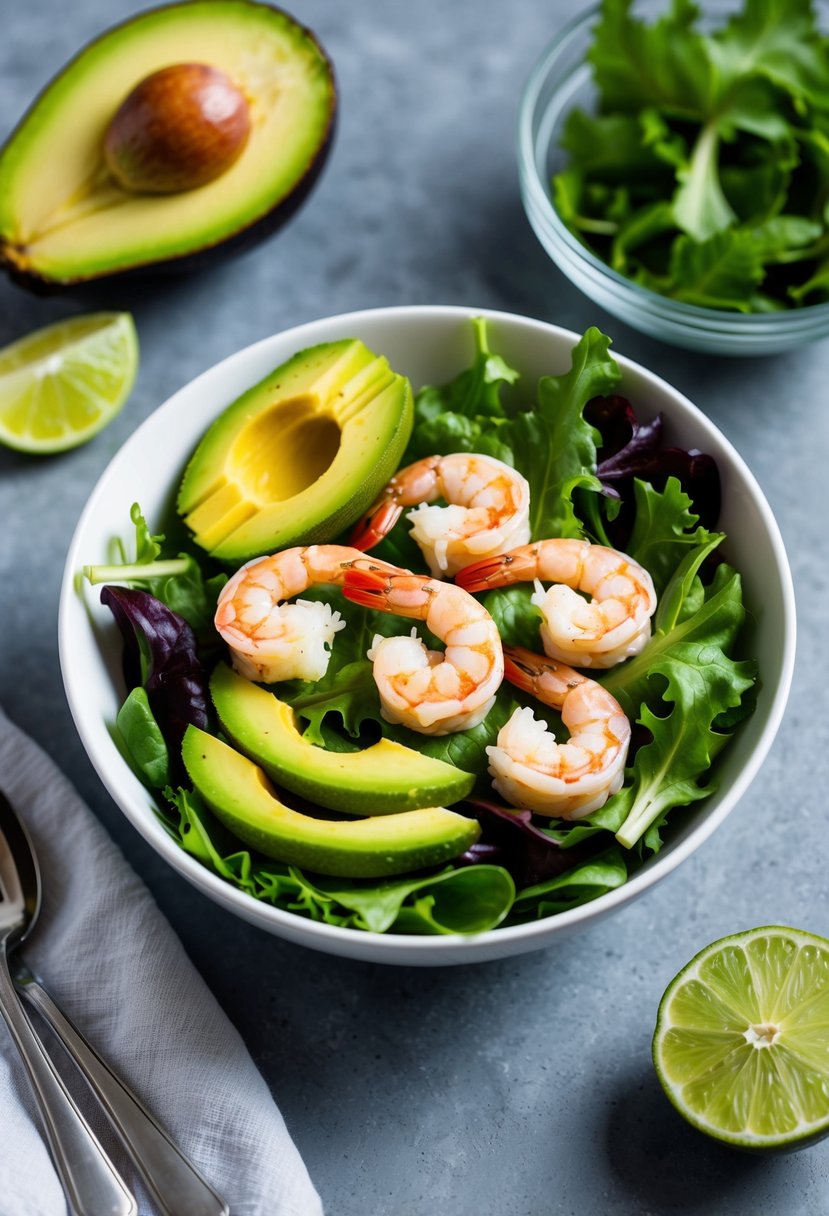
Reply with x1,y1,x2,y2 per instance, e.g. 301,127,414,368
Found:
83,558,191,585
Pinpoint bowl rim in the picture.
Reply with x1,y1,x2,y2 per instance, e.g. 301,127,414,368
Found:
516,1,829,333
59,303,797,961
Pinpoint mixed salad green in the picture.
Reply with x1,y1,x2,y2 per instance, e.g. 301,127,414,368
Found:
554,0,829,310
85,320,756,934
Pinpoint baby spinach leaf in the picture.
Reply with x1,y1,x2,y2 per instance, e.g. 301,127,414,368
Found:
116,686,170,788
481,586,541,650
509,847,628,920
314,866,516,935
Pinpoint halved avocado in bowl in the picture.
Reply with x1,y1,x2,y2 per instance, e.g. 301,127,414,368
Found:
178,337,414,562
0,1,336,290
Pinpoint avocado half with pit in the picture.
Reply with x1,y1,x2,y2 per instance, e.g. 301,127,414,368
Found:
182,726,480,878
211,663,475,814
178,338,413,562
0,2,336,290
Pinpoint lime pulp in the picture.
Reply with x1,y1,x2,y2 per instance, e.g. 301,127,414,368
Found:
0,311,139,454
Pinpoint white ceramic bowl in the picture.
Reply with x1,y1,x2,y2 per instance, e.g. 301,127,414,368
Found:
59,305,796,965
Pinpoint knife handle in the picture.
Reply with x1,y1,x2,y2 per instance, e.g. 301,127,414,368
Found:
19,976,228,1216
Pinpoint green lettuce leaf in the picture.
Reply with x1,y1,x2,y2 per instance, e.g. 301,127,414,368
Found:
560,109,673,181
509,847,628,920
314,866,515,935
665,230,766,309
162,788,515,934
626,476,717,593
562,0,829,307
83,502,226,635
505,327,619,539
588,0,714,117
596,549,756,849
403,316,520,463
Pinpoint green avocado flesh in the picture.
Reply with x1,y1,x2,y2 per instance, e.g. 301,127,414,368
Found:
210,663,475,814
181,726,481,878
0,2,335,285
177,338,413,562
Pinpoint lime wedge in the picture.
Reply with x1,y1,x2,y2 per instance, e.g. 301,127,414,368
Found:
0,312,138,453
653,926,829,1150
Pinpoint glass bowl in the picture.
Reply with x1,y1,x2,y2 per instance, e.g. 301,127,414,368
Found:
516,2,829,356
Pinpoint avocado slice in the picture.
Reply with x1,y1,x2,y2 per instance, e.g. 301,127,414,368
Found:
181,726,481,878
177,338,413,562
211,663,475,814
0,2,335,289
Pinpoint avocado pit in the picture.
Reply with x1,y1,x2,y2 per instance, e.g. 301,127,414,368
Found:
0,1,337,289
104,63,251,194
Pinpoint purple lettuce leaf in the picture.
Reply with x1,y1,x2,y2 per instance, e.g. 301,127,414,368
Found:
457,798,602,890
587,394,663,469
586,395,721,542
101,585,209,780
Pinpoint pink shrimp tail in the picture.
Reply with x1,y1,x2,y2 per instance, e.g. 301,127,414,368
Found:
455,547,537,592
341,564,393,610
454,554,502,592
349,499,404,551
502,644,583,703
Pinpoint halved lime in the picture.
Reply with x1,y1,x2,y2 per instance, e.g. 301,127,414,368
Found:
653,926,829,1150
0,312,138,453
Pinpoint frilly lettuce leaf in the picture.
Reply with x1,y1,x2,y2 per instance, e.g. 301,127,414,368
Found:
505,327,618,540
165,788,515,934
595,546,757,850
560,0,829,305
626,476,718,593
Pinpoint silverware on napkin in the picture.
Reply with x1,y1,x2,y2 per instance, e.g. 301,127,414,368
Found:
0,787,228,1216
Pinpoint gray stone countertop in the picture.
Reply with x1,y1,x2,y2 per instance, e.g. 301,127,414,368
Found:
0,1,826,1213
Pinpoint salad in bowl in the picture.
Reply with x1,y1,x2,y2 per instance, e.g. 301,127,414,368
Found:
60,306,794,964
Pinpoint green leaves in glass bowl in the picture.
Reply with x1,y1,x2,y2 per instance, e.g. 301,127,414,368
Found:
554,0,829,311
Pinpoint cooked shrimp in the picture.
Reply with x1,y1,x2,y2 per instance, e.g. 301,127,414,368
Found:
350,453,530,578
486,645,631,818
214,545,399,684
456,538,656,668
342,565,504,734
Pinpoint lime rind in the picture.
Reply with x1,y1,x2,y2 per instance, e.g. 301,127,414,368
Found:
653,926,829,1149
0,311,138,453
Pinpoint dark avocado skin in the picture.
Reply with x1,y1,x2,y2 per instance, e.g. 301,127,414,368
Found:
0,0,337,294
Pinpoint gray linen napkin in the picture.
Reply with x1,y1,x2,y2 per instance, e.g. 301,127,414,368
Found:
0,705,324,1216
